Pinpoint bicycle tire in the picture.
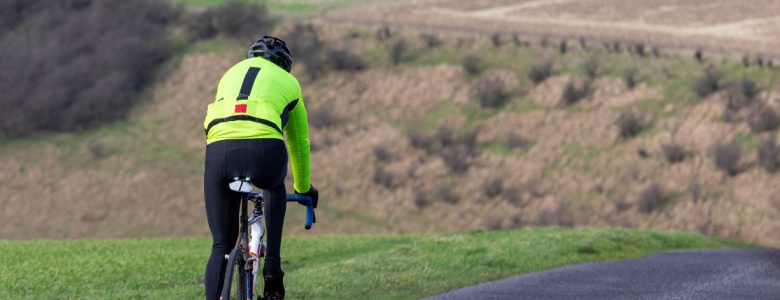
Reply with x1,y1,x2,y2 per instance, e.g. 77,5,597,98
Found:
221,248,247,300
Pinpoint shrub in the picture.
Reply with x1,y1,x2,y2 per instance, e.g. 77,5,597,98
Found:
491,33,501,47
436,184,459,204
372,164,395,189
375,26,391,41
186,1,274,41
617,112,644,139
747,105,780,133
462,55,482,76
583,56,599,79
406,129,436,153
688,179,702,204
420,33,441,48
528,60,552,84
483,177,504,198
737,79,760,99
327,49,365,71
661,142,686,164
634,43,646,57
559,40,567,54
623,68,638,90
285,23,325,80
560,80,591,106
389,38,406,65
413,187,432,208
373,146,392,162
435,126,457,147
758,137,780,173
0,0,177,137
475,75,509,109
440,128,479,174
713,142,741,176
637,182,665,213
723,82,755,112
692,66,722,98
441,147,472,174
307,104,340,128
506,131,528,150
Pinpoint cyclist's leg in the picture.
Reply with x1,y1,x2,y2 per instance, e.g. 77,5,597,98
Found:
203,141,242,300
244,138,288,298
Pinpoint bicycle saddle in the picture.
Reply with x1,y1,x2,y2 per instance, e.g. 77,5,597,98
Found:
228,177,255,193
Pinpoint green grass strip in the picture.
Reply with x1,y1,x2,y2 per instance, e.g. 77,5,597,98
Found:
0,227,747,299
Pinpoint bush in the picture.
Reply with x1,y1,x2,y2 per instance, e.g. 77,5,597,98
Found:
285,23,325,80
737,79,760,99
723,82,755,112
483,177,504,198
440,128,479,174
413,186,432,208
688,179,702,204
372,164,395,189
441,145,476,175
420,33,441,48
617,112,644,139
0,0,178,137
634,43,646,57
623,68,638,90
327,49,365,71
436,184,459,204
583,56,599,79
389,38,406,65
462,55,482,76
692,66,722,98
661,142,686,164
491,33,501,47
186,1,274,41
559,40,567,54
406,129,436,153
528,60,552,84
307,104,340,128
560,80,591,106
373,146,392,162
758,137,780,173
475,75,509,109
747,105,780,133
435,126,457,147
637,182,665,213
713,142,741,176
506,131,528,150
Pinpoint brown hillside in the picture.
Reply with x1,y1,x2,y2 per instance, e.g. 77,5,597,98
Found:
1,21,779,246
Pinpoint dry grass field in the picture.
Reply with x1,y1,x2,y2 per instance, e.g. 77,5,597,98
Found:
2,1,780,247
324,0,780,59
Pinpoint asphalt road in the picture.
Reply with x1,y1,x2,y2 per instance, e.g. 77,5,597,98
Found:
422,249,780,300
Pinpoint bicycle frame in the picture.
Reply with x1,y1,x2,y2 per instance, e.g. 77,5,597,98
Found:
221,191,315,300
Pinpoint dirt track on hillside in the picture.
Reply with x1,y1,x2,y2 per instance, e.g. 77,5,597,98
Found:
322,0,780,58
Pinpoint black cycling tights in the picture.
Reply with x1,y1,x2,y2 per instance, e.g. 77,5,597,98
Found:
203,139,288,300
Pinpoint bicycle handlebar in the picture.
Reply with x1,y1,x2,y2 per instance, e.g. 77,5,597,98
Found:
285,193,316,230
248,192,315,230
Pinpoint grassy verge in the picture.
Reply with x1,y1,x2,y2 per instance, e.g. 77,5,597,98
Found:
0,227,747,299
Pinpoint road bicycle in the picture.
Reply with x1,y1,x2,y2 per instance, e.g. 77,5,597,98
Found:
220,177,315,300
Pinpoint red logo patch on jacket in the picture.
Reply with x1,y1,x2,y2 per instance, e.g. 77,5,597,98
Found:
234,104,247,113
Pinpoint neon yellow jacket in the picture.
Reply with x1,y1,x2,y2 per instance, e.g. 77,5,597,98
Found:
204,57,311,193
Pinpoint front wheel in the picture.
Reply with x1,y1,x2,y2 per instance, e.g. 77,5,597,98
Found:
221,248,247,300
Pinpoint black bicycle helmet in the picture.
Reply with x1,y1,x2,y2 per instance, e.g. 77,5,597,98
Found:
247,36,293,72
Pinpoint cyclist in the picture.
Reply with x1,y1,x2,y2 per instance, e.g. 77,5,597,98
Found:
202,36,319,300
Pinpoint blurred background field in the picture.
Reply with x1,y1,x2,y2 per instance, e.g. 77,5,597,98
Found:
1,0,779,247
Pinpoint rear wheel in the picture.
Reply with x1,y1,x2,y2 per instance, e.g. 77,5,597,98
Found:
221,248,247,300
